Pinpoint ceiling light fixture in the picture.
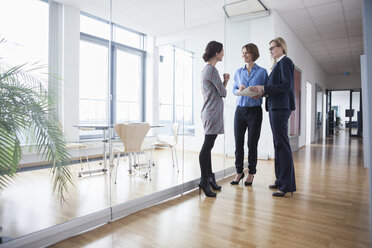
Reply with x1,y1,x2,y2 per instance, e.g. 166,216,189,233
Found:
223,0,269,19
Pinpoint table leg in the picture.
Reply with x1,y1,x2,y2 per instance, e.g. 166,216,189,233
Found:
78,128,108,177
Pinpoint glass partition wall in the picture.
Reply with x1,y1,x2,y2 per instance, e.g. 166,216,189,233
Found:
109,0,187,208
0,0,118,243
0,0,230,246
0,0,284,246
183,0,228,183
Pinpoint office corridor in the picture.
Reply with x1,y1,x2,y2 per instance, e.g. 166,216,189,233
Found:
52,130,369,248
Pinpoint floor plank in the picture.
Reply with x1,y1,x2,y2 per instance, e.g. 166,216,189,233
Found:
51,130,370,248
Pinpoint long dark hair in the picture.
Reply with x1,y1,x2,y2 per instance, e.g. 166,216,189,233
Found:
202,41,223,62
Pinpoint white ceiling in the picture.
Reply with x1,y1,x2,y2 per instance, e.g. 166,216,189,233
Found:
262,0,363,75
56,0,364,76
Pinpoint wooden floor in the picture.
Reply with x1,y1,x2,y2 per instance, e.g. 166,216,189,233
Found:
0,140,233,239
52,131,370,248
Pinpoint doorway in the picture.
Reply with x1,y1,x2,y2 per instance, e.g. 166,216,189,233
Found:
325,89,362,138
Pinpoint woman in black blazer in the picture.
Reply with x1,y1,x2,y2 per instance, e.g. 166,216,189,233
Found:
251,37,296,197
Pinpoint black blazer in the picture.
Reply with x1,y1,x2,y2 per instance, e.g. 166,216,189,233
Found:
264,56,296,111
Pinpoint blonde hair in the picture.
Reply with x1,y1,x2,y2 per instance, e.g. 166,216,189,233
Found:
270,37,288,68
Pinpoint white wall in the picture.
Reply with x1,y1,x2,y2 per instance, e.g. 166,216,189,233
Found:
273,11,327,147
326,74,361,90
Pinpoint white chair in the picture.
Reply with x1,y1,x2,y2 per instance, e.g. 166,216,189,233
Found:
66,142,91,176
114,122,152,183
152,122,179,171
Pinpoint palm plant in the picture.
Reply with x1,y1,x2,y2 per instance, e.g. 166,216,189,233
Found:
0,39,73,204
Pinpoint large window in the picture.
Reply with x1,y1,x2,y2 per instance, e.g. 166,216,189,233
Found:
159,45,194,133
115,48,143,123
0,0,48,67
79,39,109,125
79,13,145,138
0,0,48,145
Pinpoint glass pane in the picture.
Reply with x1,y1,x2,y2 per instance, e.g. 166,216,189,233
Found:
0,0,50,240
79,40,109,129
110,0,185,216
80,14,110,40
184,1,226,186
158,45,174,127
116,49,142,123
114,25,142,49
0,0,48,66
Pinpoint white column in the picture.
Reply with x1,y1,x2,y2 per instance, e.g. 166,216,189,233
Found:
362,0,372,243
62,5,80,141
49,1,63,120
361,55,369,168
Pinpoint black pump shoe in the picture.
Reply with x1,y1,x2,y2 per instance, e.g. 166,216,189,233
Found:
230,172,245,185
198,177,216,197
272,191,294,197
208,173,222,190
269,184,279,189
244,174,254,186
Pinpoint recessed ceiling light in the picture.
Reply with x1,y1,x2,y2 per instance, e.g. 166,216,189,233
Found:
223,0,269,18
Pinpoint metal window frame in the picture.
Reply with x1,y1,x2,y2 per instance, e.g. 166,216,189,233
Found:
79,15,146,140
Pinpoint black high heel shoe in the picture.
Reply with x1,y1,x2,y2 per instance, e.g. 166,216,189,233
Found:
230,172,245,185
269,184,279,189
198,177,216,197
208,173,222,190
272,191,294,197
244,174,254,186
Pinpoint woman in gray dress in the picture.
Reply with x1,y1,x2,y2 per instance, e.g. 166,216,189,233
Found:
199,41,230,197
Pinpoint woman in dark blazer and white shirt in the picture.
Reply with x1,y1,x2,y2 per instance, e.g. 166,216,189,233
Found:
251,37,296,197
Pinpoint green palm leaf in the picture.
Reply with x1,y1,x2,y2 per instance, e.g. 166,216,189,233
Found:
0,60,73,204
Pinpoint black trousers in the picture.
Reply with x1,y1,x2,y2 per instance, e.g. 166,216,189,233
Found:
234,106,262,174
269,109,296,193
199,134,217,178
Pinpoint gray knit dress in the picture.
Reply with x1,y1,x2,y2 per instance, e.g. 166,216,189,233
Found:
201,64,227,135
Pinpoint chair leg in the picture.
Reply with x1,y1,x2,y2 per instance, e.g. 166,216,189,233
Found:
115,151,120,184
137,152,141,171
172,146,179,172
170,147,175,167
84,148,91,172
150,147,155,166
128,153,133,174
146,152,151,181
133,153,138,169
79,149,83,171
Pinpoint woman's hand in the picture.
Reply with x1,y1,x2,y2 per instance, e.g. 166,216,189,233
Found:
223,73,230,87
237,84,246,93
250,85,264,99
223,73,230,82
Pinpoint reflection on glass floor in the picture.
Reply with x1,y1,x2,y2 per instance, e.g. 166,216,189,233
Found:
0,149,240,239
